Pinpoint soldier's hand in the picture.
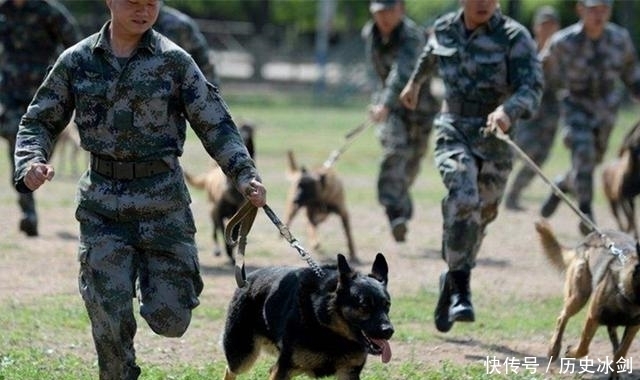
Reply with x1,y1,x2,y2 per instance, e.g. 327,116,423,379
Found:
400,81,420,110
368,104,389,123
24,163,55,191
241,178,267,208
486,106,511,133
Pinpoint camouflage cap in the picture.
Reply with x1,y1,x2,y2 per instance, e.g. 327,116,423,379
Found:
580,0,613,7
369,0,399,13
533,6,559,26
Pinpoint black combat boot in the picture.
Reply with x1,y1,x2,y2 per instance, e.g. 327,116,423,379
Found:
386,208,407,242
434,271,453,332
19,194,38,237
448,270,475,323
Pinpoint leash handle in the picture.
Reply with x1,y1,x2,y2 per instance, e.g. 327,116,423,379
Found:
225,201,257,287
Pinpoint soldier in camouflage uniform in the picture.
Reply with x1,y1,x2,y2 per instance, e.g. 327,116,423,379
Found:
154,3,220,86
0,0,81,236
13,0,266,378
504,6,562,211
539,0,640,235
363,0,438,242
400,0,542,332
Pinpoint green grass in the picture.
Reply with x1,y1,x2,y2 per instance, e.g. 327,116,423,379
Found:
0,292,571,379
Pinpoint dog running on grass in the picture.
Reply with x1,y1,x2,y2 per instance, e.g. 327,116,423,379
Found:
602,120,640,239
535,220,640,378
184,123,255,262
222,253,393,380
284,150,357,262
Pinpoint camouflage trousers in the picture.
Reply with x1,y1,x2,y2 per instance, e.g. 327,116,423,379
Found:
1,106,36,219
76,206,204,380
507,109,560,198
434,114,513,271
556,120,615,207
376,110,433,223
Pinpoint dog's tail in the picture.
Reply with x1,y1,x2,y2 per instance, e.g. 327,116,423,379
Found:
184,170,208,190
534,220,576,272
286,150,298,177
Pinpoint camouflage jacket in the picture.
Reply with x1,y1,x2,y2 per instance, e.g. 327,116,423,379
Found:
154,5,219,86
0,0,81,103
540,21,640,122
409,9,543,122
362,17,438,115
14,22,257,219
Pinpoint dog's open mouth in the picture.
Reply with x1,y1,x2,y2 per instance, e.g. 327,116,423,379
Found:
363,334,392,363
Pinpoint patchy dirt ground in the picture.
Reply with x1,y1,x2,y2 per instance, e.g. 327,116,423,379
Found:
1,134,639,380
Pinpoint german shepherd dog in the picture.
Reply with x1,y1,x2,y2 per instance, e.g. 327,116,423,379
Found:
184,123,255,262
222,253,393,380
602,120,640,239
535,220,640,378
285,150,357,262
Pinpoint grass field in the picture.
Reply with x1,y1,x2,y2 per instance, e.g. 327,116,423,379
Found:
1,86,639,380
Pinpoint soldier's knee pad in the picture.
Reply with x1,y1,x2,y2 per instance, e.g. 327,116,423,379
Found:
142,306,192,337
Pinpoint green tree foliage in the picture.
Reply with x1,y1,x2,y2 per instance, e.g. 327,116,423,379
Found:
60,0,638,54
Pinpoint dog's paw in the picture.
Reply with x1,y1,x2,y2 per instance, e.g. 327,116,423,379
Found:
564,344,587,359
547,345,561,361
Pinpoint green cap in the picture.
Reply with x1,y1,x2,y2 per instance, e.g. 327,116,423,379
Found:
580,0,613,7
369,0,399,13
533,6,559,26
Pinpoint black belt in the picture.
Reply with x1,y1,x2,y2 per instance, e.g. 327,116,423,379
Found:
443,100,498,118
90,155,172,180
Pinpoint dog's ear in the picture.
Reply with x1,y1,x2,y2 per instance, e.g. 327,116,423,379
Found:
337,253,356,283
636,241,640,260
319,173,327,188
286,150,300,180
369,252,388,286
240,126,255,159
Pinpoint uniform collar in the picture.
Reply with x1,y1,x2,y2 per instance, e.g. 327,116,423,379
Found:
92,21,157,56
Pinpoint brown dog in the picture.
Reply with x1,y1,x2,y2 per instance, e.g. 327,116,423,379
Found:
602,120,640,239
184,123,255,262
535,220,640,377
285,150,357,262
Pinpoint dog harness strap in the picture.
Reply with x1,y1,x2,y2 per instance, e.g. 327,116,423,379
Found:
90,154,173,180
225,201,257,287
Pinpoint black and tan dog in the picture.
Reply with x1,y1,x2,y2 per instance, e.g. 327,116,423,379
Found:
535,220,640,378
284,150,357,262
221,253,393,380
184,123,255,262
602,120,640,239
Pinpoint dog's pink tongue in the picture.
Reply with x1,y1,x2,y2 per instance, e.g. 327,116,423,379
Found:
371,338,392,363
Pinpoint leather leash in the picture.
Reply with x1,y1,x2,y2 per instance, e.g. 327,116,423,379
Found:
224,201,257,287
225,201,325,287
483,125,625,261
323,120,373,169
